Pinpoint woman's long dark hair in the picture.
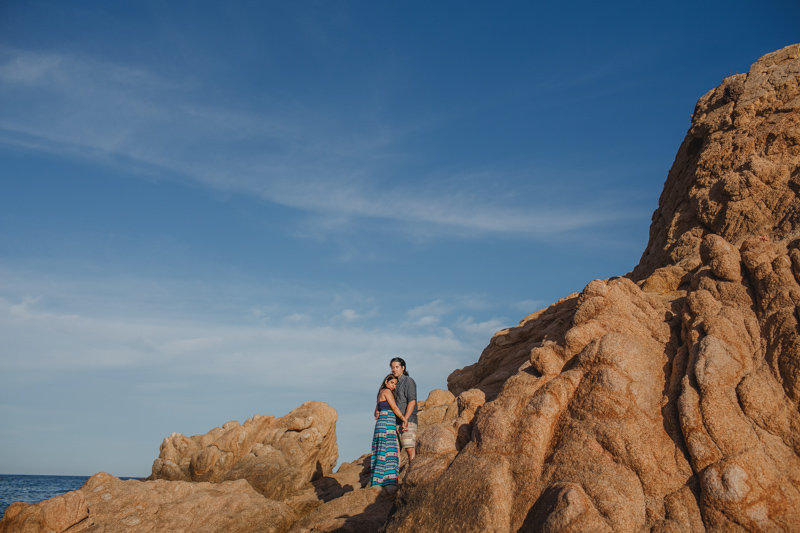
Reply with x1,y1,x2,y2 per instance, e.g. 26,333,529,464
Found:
390,357,409,376
377,374,397,402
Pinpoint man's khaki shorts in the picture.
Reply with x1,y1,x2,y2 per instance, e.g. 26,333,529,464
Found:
397,422,417,449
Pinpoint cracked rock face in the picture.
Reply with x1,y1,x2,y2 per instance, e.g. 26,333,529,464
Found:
387,44,800,532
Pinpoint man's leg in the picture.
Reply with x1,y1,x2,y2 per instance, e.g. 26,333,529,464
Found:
399,422,417,462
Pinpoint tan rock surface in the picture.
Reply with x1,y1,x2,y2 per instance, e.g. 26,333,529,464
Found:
150,401,338,503
0,490,88,533
287,487,395,533
385,43,800,532
0,472,295,533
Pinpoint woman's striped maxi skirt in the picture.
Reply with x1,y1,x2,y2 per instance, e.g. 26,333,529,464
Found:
371,409,400,486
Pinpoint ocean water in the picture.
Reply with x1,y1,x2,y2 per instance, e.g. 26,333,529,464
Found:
0,474,90,519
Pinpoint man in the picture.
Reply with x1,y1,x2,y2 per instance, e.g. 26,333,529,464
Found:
390,357,417,462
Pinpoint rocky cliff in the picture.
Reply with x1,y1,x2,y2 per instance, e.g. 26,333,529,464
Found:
386,43,800,532
2,43,799,533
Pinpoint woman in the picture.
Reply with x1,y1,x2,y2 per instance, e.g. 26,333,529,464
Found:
370,374,408,487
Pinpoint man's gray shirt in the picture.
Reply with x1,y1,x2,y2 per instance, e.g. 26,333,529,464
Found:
395,375,418,425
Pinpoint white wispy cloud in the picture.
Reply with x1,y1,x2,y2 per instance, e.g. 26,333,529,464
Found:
406,299,449,327
0,282,476,394
0,48,640,239
404,298,511,341
456,316,508,337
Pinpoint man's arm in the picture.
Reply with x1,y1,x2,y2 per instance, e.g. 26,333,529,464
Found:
403,400,416,422
403,378,417,421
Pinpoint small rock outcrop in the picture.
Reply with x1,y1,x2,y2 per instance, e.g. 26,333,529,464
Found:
385,43,800,532
0,472,295,533
286,485,396,533
150,401,338,503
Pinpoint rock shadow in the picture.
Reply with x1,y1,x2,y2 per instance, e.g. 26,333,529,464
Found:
312,456,372,503
335,496,396,533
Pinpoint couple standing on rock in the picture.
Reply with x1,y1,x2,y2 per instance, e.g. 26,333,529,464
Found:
370,357,418,487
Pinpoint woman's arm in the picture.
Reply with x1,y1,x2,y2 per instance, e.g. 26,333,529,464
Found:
381,391,407,422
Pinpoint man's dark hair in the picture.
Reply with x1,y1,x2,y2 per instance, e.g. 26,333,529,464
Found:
390,357,409,376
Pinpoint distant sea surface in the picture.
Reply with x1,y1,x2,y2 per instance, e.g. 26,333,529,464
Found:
1,474,91,518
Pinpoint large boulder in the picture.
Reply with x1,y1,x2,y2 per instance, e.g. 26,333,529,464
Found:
386,43,800,532
150,401,338,502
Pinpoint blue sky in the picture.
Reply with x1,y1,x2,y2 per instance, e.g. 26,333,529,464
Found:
1,1,797,477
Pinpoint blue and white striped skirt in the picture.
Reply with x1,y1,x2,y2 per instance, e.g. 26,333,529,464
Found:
370,409,400,486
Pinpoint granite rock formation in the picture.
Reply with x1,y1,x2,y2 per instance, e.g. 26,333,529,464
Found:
0,402,339,533
385,43,800,532
150,401,338,503
286,484,396,533
0,472,295,533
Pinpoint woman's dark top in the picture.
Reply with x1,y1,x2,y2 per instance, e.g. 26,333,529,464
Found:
377,400,391,411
